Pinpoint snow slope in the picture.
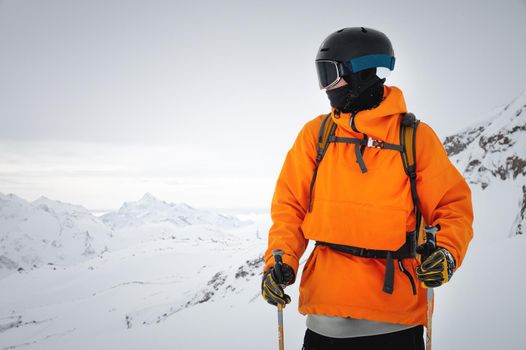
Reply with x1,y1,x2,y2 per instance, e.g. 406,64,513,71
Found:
444,89,526,238
0,211,270,350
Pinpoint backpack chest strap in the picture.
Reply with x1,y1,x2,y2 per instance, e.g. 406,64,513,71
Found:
327,135,403,173
328,135,403,151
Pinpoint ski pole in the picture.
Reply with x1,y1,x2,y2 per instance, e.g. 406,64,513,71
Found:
277,304,284,350
427,288,434,350
272,249,285,350
423,225,438,350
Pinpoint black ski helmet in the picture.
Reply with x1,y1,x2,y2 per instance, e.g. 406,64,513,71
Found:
315,27,395,92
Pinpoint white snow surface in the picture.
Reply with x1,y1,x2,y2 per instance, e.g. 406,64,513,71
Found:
1,91,526,349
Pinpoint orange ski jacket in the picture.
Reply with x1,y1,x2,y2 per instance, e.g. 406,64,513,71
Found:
263,85,473,326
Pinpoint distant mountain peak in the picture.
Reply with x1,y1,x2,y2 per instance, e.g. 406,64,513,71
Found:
0,192,26,201
139,192,159,202
32,196,90,214
102,195,245,229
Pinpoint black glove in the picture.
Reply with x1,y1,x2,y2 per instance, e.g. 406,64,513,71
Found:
416,247,456,288
261,263,295,306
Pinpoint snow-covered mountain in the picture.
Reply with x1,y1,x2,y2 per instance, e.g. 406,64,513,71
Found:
0,193,253,277
443,89,526,237
101,193,248,229
0,193,113,274
444,89,526,188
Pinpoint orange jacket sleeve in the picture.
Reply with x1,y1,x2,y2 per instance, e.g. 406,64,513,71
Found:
415,122,474,268
263,117,321,276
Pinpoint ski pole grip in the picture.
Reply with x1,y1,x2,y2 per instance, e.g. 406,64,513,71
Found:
272,249,284,284
272,249,284,264
424,225,438,250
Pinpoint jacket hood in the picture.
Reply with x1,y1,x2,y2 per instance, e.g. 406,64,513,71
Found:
330,85,407,141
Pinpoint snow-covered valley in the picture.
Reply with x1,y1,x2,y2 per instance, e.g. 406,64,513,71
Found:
1,90,526,349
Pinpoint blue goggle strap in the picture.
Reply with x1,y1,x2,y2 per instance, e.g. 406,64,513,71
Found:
349,54,396,73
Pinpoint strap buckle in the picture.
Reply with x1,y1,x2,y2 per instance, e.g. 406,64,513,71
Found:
367,137,385,149
356,247,366,256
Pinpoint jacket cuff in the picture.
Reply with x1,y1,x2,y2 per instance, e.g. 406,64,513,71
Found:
281,253,299,283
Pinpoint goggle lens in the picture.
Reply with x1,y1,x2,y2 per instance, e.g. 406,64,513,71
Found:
315,61,341,89
376,67,391,79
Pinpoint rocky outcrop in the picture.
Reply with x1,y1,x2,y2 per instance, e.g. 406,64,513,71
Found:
444,90,526,190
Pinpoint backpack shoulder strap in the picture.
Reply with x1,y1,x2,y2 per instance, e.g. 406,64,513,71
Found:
400,112,419,176
316,113,338,162
399,112,425,246
308,113,337,212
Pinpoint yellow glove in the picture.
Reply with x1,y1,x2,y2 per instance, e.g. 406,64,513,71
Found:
416,248,456,288
261,264,294,306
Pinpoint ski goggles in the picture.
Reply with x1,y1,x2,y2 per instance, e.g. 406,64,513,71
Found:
315,60,349,90
315,55,395,90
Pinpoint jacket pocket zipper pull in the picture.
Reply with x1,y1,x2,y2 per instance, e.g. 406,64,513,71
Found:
398,259,417,296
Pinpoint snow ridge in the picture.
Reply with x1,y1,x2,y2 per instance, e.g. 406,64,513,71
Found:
444,89,526,188
101,192,248,229
443,90,526,236
0,193,113,273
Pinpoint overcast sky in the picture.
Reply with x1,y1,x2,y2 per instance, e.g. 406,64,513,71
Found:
1,0,525,210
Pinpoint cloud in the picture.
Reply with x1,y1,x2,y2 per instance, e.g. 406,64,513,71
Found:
0,140,276,209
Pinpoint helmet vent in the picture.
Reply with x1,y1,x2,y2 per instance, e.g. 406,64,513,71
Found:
320,48,329,52
361,27,367,33
337,28,345,33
